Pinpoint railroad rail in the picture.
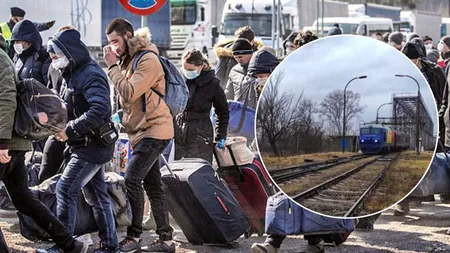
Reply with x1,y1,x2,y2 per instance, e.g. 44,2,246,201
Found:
271,154,369,183
292,153,400,217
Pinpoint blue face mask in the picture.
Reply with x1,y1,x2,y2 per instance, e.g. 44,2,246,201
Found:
184,69,200,80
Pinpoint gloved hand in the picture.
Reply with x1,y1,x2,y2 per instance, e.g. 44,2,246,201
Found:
46,20,56,29
216,139,226,149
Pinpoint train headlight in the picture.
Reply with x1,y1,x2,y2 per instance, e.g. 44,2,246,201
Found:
374,140,378,143
361,140,364,143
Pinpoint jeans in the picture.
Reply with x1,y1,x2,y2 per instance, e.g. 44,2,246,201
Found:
1,151,75,250
56,155,117,248
125,138,172,240
39,136,65,183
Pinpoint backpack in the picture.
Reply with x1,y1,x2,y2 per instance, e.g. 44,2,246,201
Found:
14,78,67,141
132,50,189,116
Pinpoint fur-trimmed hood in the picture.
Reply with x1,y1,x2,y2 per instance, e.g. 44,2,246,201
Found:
214,39,263,58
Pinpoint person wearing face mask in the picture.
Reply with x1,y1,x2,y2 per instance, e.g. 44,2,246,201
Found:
10,20,51,86
0,7,55,42
225,38,258,109
37,29,119,253
282,32,298,57
395,40,447,217
247,49,280,100
0,33,88,253
423,35,434,50
388,32,404,50
103,18,175,253
438,36,450,74
174,48,229,163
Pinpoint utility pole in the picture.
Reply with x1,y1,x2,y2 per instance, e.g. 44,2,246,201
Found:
272,0,276,47
141,16,148,28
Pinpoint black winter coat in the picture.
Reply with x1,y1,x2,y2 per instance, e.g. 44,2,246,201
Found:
174,70,229,163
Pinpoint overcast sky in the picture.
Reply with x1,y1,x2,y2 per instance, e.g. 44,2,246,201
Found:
266,35,437,134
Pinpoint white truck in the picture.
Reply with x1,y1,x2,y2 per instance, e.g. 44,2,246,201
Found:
282,0,348,33
400,10,442,45
167,0,214,65
217,0,290,48
306,17,393,37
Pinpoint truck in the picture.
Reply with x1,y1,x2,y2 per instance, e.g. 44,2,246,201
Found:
442,17,450,37
400,10,441,45
0,0,171,59
307,17,393,37
282,0,348,33
167,0,213,65
348,3,401,23
217,0,291,48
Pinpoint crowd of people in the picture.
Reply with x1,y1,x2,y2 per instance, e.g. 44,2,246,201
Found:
1,4,450,253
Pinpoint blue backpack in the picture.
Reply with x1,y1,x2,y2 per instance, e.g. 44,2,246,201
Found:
132,50,189,116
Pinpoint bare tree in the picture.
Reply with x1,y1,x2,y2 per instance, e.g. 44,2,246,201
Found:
257,71,304,156
317,90,366,136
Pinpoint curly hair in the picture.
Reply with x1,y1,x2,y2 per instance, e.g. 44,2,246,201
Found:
294,32,318,47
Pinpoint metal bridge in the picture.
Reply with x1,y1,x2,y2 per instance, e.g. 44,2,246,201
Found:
376,93,436,151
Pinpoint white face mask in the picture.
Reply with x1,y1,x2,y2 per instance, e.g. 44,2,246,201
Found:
258,77,268,86
286,48,294,56
14,43,24,55
438,42,445,53
52,56,70,70
425,44,433,50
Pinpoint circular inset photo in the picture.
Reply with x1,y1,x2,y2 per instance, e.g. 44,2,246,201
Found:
256,35,439,218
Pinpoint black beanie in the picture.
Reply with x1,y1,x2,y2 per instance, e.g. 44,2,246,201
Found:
423,35,432,42
327,23,342,36
388,32,403,45
232,38,253,56
442,36,450,48
408,33,419,41
11,7,25,17
402,42,420,59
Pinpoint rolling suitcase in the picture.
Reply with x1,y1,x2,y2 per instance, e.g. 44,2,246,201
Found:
214,145,276,237
160,156,249,245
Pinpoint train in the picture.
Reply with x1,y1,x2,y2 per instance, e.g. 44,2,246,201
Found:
359,124,410,154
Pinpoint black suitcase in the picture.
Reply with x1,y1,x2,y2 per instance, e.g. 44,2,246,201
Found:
161,157,249,245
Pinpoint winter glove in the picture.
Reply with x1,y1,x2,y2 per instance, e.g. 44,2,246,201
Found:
216,139,226,150
46,20,56,29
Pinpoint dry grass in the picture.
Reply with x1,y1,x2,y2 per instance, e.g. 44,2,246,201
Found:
263,152,360,171
361,151,433,214
280,156,379,196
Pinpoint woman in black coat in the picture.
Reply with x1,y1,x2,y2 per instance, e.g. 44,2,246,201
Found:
175,48,229,163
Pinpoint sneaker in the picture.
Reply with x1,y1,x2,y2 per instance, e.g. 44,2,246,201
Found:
251,242,279,253
141,239,175,253
93,245,119,253
35,240,88,253
118,237,141,253
299,241,325,253
393,203,410,216
75,233,94,247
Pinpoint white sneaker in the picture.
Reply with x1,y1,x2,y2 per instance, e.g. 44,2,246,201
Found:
75,233,93,247
251,242,279,253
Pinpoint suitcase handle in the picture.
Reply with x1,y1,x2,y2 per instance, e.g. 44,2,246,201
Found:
160,154,175,178
213,144,245,180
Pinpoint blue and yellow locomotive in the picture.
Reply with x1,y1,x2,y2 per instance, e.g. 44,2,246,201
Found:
359,124,409,154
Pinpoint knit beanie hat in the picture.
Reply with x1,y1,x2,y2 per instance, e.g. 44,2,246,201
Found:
232,38,253,56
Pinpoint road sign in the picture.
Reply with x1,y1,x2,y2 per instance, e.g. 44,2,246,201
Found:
119,0,167,16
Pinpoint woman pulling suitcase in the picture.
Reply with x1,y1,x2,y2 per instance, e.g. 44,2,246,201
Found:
175,48,229,163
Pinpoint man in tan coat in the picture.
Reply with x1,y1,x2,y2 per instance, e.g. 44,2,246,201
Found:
103,18,175,253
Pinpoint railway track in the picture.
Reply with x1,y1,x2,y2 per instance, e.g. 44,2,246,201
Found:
271,154,369,183
292,152,400,217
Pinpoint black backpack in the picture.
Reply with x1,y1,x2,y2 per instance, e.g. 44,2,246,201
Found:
14,78,67,141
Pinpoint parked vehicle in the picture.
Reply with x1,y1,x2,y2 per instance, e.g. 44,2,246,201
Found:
400,10,441,45
307,17,393,37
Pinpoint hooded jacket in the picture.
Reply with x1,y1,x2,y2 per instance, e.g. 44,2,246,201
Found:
174,70,229,163
50,29,113,163
248,49,279,77
0,35,30,151
108,34,173,147
225,62,258,109
214,39,263,88
11,20,50,85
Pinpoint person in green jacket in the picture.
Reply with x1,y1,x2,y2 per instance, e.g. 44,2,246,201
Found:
0,33,87,253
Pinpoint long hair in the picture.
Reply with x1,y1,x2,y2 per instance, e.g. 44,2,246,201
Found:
182,48,211,71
